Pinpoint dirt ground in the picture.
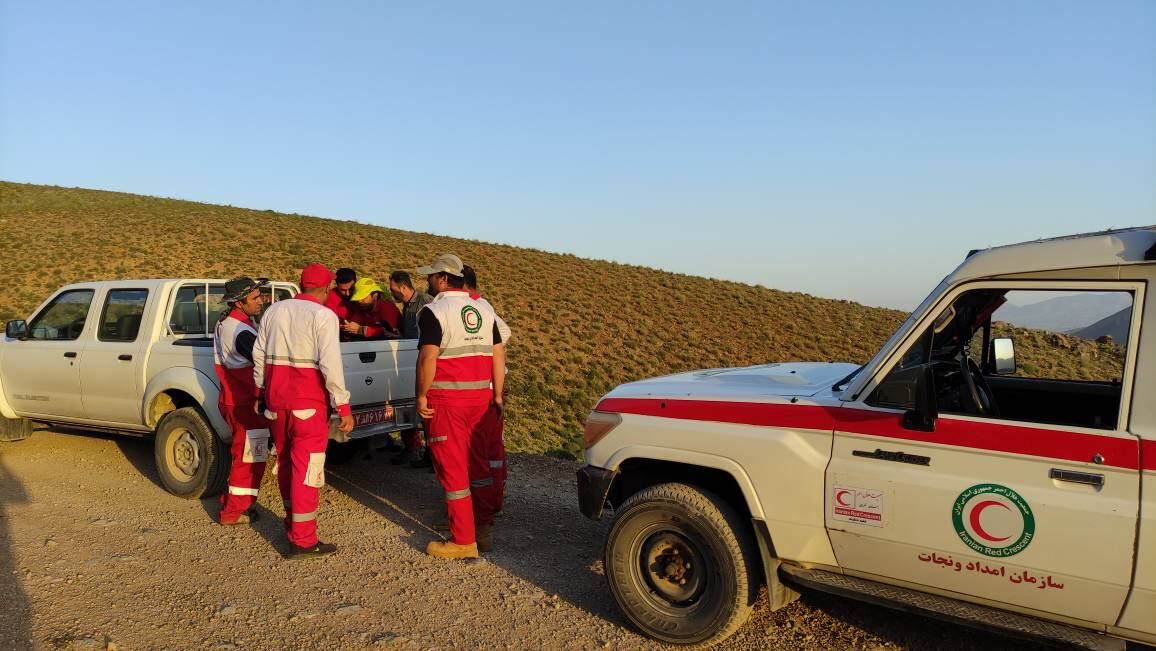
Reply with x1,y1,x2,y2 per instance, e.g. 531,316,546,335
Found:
0,427,1082,650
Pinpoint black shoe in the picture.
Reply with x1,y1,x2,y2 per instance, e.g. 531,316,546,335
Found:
287,541,337,560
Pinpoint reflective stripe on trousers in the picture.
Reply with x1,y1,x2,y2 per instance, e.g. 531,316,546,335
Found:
291,511,318,523
445,488,471,500
228,485,260,496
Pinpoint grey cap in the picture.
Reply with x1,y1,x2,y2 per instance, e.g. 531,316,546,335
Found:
416,253,465,278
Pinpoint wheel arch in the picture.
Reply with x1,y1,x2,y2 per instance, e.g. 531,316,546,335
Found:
143,367,229,442
603,449,800,611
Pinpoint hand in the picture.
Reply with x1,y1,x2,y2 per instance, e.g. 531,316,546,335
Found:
338,414,354,434
342,321,362,335
254,396,266,416
492,396,504,414
417,395,434,419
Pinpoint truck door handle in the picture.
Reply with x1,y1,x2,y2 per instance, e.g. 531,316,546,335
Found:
63,351,78,358
118,354,133,361
359,352,376,363
1049,468,1104,487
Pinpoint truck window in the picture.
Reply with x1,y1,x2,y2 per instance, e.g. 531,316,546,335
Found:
870,287,1135,430
98,289,149,342
27,289,95,341
169,283,227,336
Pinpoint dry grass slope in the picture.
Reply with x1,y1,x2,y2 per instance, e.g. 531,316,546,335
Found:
0,182,1123,456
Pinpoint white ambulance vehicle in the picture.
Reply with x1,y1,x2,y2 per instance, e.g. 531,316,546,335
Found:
578,227,1155,649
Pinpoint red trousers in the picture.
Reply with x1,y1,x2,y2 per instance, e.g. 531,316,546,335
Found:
427,399,494,545
474,405,506,518
218,403,270,524
268,408,329,548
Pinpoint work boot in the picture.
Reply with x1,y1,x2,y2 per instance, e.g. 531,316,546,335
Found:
475,525,493,553
220,509,260,526
426,539,479,560
287,541,338,560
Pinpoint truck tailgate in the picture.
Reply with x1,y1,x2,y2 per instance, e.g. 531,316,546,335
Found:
340,339,417,408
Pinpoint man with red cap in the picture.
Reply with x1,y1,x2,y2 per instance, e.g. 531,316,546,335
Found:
253,263,354,559
214,276,271,525
415,254,506,559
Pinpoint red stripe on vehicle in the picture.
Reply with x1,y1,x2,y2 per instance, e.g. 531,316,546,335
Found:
595,397,1141,471
594,398,838,431
1143,440,1156,472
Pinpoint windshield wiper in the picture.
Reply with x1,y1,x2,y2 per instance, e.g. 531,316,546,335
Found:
832,366,863,392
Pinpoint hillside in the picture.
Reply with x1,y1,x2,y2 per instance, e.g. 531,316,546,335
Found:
0,182,1124,456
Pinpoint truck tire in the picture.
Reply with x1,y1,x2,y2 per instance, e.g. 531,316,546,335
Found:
605,482,759,646
0,416,33,442
154,407,229,499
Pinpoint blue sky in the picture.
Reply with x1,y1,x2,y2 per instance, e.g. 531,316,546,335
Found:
2,2,1152,309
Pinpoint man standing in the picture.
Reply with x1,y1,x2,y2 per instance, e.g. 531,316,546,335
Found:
214,276,271,525
389,270,433,339
324,267,357,321
415,254,505,559
342,277,402,339
254,263,354,559
389,270,434,466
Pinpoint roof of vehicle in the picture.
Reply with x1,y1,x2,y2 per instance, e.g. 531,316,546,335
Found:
947,225,1156,284
56,278,296,289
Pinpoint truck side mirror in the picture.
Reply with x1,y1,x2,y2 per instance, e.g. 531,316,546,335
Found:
902,364,938,432
991,338,1016,375
5,320,26,339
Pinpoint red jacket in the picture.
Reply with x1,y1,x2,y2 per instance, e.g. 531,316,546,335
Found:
344,298,401,338
324,289,350,321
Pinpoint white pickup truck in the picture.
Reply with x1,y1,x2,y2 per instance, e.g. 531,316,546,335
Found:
578,226,1156,649
0,279,419,498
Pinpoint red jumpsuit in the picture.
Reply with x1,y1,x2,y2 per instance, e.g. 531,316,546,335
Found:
214,309,270,524
344,298,402,338
420,290,503,545
253,293,351,549
469,294,511,517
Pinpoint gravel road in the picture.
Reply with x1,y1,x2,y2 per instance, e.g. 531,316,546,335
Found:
0,427,1096,650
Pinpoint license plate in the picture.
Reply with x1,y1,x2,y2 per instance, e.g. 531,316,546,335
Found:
354,407,393,428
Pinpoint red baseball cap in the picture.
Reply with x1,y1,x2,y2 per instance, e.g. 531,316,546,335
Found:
300,263,334,289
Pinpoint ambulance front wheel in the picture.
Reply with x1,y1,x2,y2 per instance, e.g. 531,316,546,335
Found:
154,407,230,499
604,482,759,646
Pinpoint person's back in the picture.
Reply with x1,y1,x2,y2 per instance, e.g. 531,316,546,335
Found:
256,294,347,413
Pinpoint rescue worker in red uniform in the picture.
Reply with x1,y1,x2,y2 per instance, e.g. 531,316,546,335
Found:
462,265,512,520
253,264,355,559
342,277,402,339
415,254,506,559
324,267,357,321
214,276,271,525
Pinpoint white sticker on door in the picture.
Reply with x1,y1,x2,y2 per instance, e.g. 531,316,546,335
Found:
833,486,885,527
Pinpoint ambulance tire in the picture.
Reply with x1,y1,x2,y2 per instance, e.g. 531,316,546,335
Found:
154,407,230,499
605,482,758,646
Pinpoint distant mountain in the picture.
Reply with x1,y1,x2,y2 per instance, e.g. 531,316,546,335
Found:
995,293,1132,333
1072,307,1131,344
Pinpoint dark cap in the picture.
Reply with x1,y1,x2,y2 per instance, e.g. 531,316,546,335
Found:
223,276,267,303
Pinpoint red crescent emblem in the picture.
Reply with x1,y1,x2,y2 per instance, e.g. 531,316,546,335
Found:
969,500,1011,542
835,489,852,507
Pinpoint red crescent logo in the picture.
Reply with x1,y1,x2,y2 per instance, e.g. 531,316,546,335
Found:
969,500,1011,542
835,489,852,507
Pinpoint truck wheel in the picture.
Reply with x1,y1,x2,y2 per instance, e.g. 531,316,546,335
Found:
605,482,759,646
0,417,33,442
154,407,229,499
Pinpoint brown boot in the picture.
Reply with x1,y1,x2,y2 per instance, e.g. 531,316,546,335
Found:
475,525,493,553
426,539,479,559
